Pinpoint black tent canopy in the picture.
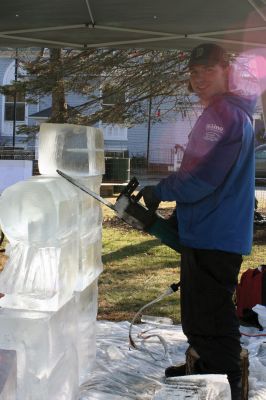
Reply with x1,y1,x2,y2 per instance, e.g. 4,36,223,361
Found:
0,0,266,51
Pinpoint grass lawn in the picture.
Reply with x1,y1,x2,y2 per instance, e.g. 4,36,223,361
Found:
99,200,266,323
99,224,181,323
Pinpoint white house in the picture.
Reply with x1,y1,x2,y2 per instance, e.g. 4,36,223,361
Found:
0,50,264,172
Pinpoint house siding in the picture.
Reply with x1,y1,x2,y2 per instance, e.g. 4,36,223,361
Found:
128,111,198,164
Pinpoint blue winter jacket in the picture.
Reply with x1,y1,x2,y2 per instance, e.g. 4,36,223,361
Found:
155,93,256,255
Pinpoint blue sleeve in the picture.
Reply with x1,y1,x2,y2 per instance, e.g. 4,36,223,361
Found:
155,103,243,204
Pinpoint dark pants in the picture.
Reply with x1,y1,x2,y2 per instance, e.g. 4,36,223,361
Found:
180,247,242,400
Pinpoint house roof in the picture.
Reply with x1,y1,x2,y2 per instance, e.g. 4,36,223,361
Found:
29,107,52,119
0,1,265,51
29,105,75,119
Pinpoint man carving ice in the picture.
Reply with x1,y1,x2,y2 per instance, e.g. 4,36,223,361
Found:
141,43,256,399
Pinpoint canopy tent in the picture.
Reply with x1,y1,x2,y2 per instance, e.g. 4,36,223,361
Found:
0,0,266,51
1,0,266,121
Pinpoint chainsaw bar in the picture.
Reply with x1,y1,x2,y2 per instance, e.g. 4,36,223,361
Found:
56,169,116,211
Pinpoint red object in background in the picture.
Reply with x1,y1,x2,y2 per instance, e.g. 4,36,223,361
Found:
236,266,266,319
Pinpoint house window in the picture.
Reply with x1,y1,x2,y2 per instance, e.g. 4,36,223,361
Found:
5,93,25,122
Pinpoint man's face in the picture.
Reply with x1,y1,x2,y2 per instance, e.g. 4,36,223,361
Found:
189,64,229,105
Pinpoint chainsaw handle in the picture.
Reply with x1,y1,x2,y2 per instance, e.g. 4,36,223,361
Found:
134,190,143,203
134,187,160,213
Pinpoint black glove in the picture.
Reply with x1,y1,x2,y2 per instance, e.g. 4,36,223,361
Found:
139,185,160,212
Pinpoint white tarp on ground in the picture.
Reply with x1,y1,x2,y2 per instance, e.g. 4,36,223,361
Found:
79,321,266,400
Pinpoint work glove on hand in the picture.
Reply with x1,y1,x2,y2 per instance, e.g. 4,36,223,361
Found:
139,185,160,212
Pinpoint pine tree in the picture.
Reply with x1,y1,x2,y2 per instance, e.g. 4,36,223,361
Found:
0,47,191,136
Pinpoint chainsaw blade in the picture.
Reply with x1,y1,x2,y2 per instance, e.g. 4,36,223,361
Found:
56,169,116,211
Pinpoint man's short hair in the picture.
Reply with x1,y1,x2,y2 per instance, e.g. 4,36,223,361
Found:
188,43,229,69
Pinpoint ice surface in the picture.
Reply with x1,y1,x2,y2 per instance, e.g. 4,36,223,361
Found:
0,241,79,311
0,176,79,244
0,297,78,400
42,346,79,400
0,176,80,311
71,175,103,290
75,279,98,383
38,123,105,176
77,176,103,236
0,350,16,400
78,226,103,290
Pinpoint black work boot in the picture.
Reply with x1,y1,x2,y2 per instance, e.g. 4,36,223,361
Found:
165,363,187,378
165,347,201,378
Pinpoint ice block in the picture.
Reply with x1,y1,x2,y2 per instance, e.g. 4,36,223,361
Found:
0,176,79,245
41,346,78,400
78,226,103,290
38,123,105,177
76,176,103,236
0,350,16,400
0,176,80,311
0,297,79,400
69,175,103,290
75,279,98,383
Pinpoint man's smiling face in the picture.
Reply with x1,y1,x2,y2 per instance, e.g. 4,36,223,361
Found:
189,64,229,106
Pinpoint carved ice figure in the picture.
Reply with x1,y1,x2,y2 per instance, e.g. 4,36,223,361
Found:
0,123,105,396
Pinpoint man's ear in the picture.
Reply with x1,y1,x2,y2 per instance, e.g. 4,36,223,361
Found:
188,81,194,93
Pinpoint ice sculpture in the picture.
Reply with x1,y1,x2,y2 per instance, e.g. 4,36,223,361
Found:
0,123,105,398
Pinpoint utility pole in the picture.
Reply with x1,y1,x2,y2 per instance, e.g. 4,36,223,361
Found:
12,48,18,148
146,96,152,164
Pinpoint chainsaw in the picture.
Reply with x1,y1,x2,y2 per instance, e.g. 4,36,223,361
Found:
57,170,181,253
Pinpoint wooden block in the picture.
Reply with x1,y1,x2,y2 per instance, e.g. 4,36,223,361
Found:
240,348,249,400
185,346,200,375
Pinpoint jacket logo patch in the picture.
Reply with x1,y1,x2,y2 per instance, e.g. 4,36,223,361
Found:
203,123,224,142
